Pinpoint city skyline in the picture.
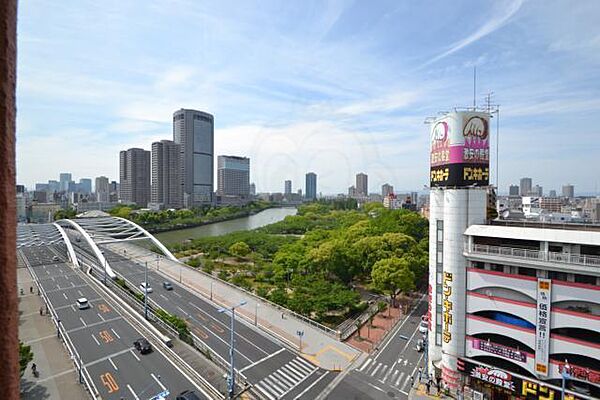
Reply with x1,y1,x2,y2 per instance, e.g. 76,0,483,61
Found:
16,1,600,193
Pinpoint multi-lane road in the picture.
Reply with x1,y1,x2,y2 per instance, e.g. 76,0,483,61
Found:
327,297,428,400
95,246,337,400
20,244,207,400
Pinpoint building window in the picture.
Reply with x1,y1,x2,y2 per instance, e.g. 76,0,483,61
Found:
490,264,504,272
473,261,485,269
574,274,597,285
435,220,443,346
548,270,568,281
518,267,537,277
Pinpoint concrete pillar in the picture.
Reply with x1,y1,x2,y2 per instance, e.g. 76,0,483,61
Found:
0,0,18,397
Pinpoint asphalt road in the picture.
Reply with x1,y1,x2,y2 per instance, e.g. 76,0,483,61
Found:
20,244,205,400
97,246,335,400
327,297,429,400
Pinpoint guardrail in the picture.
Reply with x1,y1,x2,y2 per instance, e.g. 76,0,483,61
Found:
468,244,600,268
20,251,100,399
115,244,341,339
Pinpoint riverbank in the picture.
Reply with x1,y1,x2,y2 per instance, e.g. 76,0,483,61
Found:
155,207,298,246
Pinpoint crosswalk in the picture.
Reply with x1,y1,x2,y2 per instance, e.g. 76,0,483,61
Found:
254,356,317,400
356,358,415,392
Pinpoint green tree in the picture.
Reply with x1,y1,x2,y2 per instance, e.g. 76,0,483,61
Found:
371,257,415,308
229,241,251,258
19,341,33,376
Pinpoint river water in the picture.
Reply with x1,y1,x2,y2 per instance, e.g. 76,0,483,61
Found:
154,207,298,246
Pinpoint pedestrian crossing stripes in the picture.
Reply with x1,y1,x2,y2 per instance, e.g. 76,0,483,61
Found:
254,356,317,400
357,358,415,391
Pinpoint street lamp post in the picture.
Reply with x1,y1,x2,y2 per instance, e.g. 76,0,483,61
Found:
297,330,304,353
218,300,247,399
423,333,429,383
144,261,149,320
210,281,213,301
561,360,571,400
254,303,259,326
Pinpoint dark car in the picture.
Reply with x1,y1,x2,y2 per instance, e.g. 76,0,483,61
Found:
133,338,152,354
176,390,202,400
163,281,173,291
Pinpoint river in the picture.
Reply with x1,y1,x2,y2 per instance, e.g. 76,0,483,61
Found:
154,207,298,245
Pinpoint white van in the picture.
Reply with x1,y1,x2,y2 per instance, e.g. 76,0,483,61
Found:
77,298,90,310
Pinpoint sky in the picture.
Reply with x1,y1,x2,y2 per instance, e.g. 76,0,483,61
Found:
16,0,600,195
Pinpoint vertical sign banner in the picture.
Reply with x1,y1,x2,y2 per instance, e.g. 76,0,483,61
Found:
534,278,552,376
442,272,453,343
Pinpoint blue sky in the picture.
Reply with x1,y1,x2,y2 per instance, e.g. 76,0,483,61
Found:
16,0,600,195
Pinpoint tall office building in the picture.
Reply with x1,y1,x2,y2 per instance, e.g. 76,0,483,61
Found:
508,184,519,196
562,184,574,199
173,109,214,207
520,177,532,197
151,140,182,209
356,173,368,197
79,178,92,194
532,184,543,197
217,155,250,197
305,172,317,200
59,173,72,192
95,176,110,202
382,183,394,197
119,148,150,207
284,180,292,196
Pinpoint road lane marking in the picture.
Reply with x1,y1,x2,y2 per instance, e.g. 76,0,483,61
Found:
381,365,394,383
370,363,382,377
193,327,209,340
376,293,426,359
395,371,405,386
196,313,207,321
79,317,87,326
254,383,277,400
63,293,68,300
239,347,285,373
159,294,168,301
210,323,225,334
108,358,118,371
358,357,372,372
130,349,140,361
176,306,190,316
402,373,412,390
97,313,105,321
110,328,121,339
151,373,166,391
127,384,140,400
173,291,182,298
379,364,388,378
92,334,100,346
293,371,330,400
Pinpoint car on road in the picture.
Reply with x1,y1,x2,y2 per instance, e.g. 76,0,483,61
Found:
416,338,424,352
76,298,90,310
418,319,428,334
162,281,173,291
139,282,153,293
176,390,202,400
133,338,153,354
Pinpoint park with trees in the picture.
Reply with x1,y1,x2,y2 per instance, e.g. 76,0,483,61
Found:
169,200,428,327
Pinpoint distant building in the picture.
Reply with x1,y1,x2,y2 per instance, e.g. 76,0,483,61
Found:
78,178,92,194
16,184,25,194
284,180,292,196
95,176,110,203
549,189,557,198
48,180,60,193
32,190,47,203
29,203,62,223
151,140,182,209
109,181,119,203
383,193,400,209
348,185,356,198
59,173,72,192
173,108,214,207
519,177,532,196
35,183,49,192
508,184,519,196
249,183,256,196
382,183,394,197
356,173,368,197
540,197,562,212
119,148,151,207
411,191,418,206
562,184,575,199
305,172,317,200
16,193,26,222
532,184,543,197
217,155,250,198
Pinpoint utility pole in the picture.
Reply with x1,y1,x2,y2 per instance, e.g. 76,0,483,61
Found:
218,300,247,399
144,261,148,320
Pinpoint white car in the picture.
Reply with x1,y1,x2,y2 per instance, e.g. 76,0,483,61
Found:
139,282,153,294
77,298,90,310
418,320,428,334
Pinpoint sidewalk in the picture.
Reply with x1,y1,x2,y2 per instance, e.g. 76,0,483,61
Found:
109,242,362,370
18,265,88,399
345,305,402,352
409,382,452,400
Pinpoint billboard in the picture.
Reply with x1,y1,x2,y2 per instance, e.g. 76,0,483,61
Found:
534,278,552,376
430,111,490,187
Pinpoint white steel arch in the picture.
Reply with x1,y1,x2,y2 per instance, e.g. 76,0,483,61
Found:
112,217,178,262
53,223,80,268
57,219,117,279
